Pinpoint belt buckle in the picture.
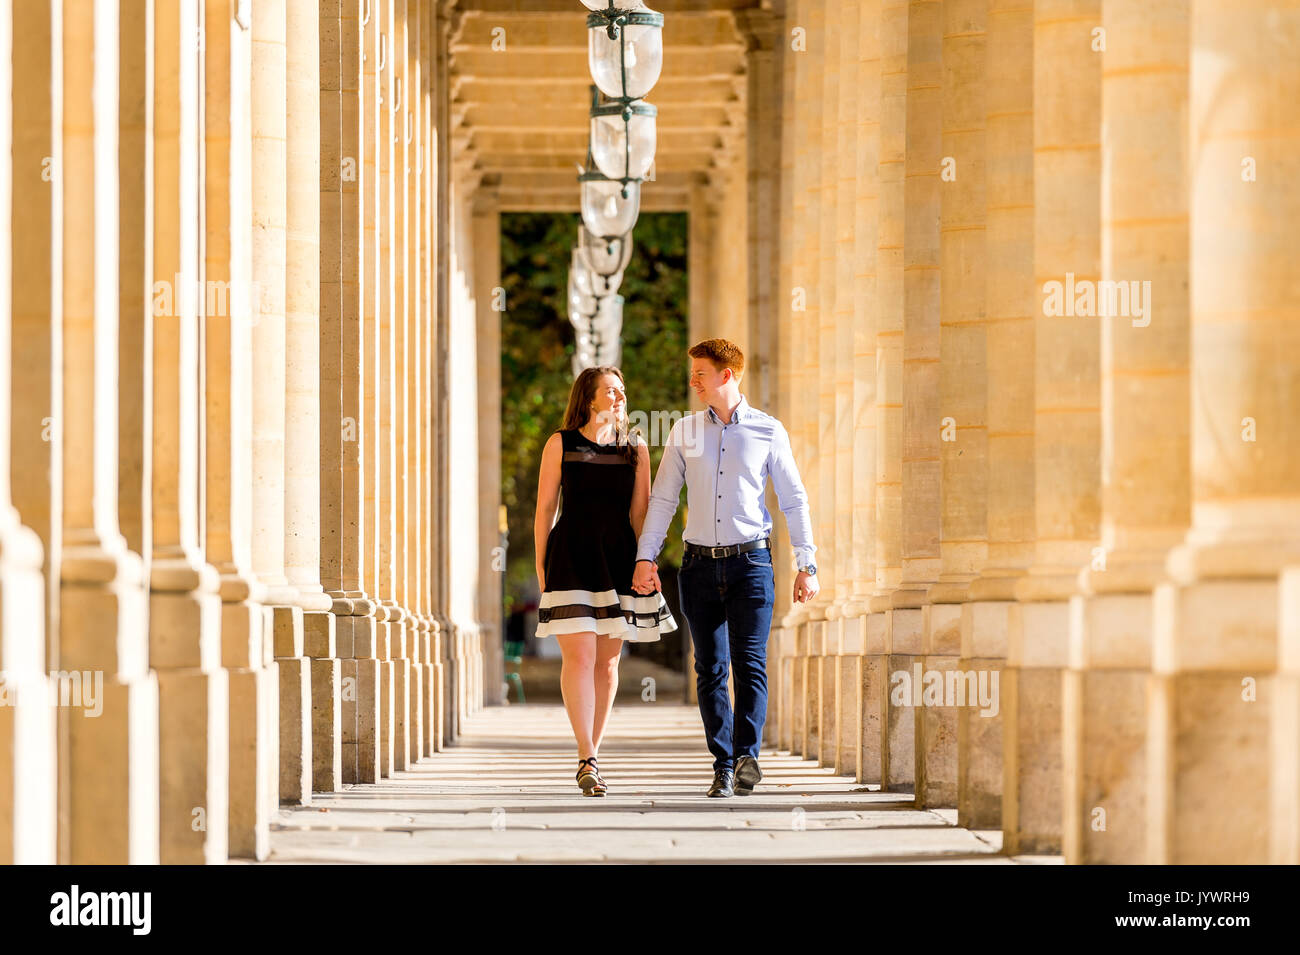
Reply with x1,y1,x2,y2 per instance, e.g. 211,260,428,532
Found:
710,545,727,558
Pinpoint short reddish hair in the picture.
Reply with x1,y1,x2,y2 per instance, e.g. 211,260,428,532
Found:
688,338,745,381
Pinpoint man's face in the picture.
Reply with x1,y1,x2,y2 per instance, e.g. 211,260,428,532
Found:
689,357,729,404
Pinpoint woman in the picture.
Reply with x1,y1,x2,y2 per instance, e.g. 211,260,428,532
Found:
534,366,678,796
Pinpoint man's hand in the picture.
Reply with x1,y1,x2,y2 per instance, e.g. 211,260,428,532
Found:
632,559,661,595
793,571,819,604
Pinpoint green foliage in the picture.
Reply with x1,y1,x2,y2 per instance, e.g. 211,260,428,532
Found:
500,211,690,611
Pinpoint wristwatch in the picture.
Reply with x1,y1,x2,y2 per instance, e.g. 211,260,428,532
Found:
798,563,817,576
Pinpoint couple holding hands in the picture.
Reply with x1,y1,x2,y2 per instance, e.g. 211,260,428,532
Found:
533,338,819,798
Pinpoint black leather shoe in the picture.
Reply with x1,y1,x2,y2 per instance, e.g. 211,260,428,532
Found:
707,769,735,797
734,756,762,795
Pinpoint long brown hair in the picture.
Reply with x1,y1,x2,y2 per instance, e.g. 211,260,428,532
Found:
561,365,640,464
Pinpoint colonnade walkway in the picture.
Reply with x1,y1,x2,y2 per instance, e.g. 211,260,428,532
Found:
258,701,1046,865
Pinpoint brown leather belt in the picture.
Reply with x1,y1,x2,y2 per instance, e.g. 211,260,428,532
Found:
683,537,771,559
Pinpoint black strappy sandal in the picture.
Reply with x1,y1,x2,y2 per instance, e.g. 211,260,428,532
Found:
576,757,605,797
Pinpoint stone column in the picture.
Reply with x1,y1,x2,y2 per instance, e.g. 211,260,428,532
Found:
0,0,57,864
285,0,341,796
330,0,380,786
1064,0,1189,864
251,0,310,805
823,0,865,778
790,0,822,763
872,0,909,793
917,0,988,812
810,0,841,769
363,0,396,773
205,0,275,861
149,0,229,864
473,194,502,711
773,0,798,754
851,0,883,785
1150,0,1300,864
400,0,426,756
1008,0,1102,855
59,0,159,863
377,0,411,773
9,0,62,698
958,0,1033,832
419,0,442,751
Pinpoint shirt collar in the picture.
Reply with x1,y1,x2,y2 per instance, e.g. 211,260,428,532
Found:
707,394,749,426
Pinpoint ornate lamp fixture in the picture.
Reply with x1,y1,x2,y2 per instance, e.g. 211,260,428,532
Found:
589,87,657,188
584,2,663,101
580,156,641,239
578,224,633,278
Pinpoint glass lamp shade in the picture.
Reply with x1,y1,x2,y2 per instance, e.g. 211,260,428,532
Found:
597,293,624,319
591,269,624,298
568,274,597,317
588,10,663,101
578,225,632,277
590,103,656,181
570,249,594,297
580,176,640,239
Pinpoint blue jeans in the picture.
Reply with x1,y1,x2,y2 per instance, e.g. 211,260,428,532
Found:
677,546,776,773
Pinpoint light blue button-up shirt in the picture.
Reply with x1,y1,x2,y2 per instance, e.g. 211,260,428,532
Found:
636,394,817,570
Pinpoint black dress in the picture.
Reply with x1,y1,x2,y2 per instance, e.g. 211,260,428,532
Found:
535,428,678,642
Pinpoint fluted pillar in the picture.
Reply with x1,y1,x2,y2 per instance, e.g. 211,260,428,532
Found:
1063,0,1189,864
251,0,311,805
1007,0,1102,855
330,0,380,786
958,0,1033,831
871,0,909,792
377,0,411,773
0,0,57,864
362,0,396,773
773,0,799,754
850,0,883,785
205,0,275,861
285,0,341,795
59,0,159,863
149,0,229,864
473,193,502,711
917,0,987,812
784,0,819,760
428,0,449,758
826,0,863,778
1150,0,1300,864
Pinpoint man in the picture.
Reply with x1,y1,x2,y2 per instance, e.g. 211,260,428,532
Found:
633,339,819,797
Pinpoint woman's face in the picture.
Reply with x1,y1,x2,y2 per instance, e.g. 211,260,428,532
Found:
589,372,627,427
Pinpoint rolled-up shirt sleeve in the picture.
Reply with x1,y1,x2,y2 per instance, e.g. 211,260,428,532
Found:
767,420,817,570
636,420,686,563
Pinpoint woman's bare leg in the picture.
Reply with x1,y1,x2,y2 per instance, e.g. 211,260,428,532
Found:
557,632,598,758
591,636,624,752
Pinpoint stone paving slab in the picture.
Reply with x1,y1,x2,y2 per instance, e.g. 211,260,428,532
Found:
259,703,1052,864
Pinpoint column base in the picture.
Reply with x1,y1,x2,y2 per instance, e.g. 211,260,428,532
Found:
957,600,1011,830
1003,600,1068,855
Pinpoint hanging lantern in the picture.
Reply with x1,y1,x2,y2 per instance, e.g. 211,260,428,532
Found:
578,225,633,278
591,269,624,298
586,4,663,101
590,96,657,183
580,170,641,239
570,248,595,297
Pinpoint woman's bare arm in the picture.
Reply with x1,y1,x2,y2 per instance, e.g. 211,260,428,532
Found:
630,439,650,538
534,433,562,590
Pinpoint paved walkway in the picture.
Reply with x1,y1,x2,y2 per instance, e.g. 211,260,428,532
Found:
262,703,1048,864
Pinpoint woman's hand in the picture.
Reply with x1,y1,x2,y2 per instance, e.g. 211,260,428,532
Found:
536,562,546,593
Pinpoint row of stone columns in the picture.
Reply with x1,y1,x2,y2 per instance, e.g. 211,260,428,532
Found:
1,0,495,864
709,0,1300,863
